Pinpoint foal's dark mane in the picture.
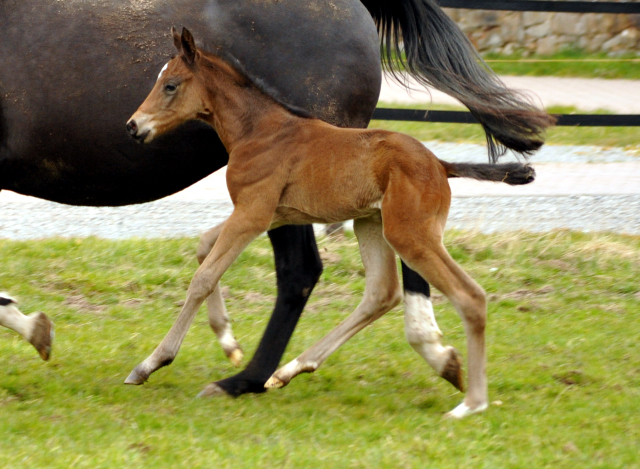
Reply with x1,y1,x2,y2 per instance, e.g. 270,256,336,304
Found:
199,46,313,120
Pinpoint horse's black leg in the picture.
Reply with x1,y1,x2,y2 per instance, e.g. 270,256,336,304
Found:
213,224,322,396
401,260,430,299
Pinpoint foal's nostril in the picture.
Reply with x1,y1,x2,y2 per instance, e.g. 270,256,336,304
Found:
126,120,138,136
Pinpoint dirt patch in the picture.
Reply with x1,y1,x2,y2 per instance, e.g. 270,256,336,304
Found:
243,292,273,303
553,370,594,386
320,247,342,264
128,442,152,454
63,295,107,314
503,285,555,299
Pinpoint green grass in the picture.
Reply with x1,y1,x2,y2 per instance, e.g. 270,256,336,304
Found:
372,103,640,150
1,232,639,468
483,50,640,80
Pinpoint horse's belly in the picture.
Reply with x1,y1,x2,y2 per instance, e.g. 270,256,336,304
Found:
271,204,380,227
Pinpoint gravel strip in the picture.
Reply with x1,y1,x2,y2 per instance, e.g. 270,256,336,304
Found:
2,195,639,240
423,141,639,164
447,195,640,235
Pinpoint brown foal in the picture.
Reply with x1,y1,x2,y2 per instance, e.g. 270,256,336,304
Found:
126,28,537,418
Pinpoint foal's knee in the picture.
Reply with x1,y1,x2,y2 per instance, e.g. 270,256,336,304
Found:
197,225,223,264
196,240,212,265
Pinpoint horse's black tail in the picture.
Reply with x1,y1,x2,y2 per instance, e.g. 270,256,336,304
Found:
440,160,536,185
361,0,556,162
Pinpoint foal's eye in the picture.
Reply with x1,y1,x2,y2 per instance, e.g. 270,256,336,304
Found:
164,83,177,93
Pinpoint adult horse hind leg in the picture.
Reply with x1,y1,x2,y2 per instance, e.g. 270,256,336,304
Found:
401,263,464,392
265,216,401,389
196,223,243,367
0,293,54,361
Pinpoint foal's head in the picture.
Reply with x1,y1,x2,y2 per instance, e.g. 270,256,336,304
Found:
126,27,213,144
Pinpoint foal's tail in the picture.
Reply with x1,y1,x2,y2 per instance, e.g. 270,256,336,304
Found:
439,160,536,186
361,0,556,162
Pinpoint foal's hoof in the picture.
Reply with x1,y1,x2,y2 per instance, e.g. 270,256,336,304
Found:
444,401,488,419
124,366,148,385
228,348,244,368
197,383,228,398
264,376,285,389
440,347,464,392
29,312,54,361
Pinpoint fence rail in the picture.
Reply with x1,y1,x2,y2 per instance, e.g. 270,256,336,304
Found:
438,0,640,14
375,1,640,127
373,109,640,126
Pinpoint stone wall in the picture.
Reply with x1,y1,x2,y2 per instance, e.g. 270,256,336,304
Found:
443,8,640,55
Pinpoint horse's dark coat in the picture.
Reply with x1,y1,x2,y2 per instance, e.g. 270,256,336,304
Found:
0,0,379,205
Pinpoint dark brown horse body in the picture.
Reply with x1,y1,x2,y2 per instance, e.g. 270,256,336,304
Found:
1,0,551,395
0,0,380,204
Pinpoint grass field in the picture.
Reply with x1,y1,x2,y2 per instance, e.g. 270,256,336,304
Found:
1,232,639,468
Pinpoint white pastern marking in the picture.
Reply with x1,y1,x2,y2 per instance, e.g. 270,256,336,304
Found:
404,292,442,342
219,329,238,353
279,358,300,377
157,62,169,81
445,401,489,419
404,292,450,373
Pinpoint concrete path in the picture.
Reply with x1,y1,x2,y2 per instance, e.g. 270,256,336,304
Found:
379,74,640,113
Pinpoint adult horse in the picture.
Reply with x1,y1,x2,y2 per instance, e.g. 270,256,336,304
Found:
0,0,552,396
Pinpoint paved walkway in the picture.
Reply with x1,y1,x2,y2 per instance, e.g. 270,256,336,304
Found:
379,74,640,113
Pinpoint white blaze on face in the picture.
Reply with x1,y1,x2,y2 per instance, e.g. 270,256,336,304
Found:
157,62,169,81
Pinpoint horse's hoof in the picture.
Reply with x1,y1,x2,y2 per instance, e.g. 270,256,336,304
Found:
228,348,243,367
444,401,488,419
29,312,54,361
197,383,228,398
264,376,285,389
440,347,464,392
124,367,148,385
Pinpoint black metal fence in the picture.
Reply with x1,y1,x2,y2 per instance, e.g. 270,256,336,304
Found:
373,0,640,127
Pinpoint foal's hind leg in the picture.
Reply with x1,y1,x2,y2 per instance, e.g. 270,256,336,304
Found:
265,216,401,388
196,223,243,367
401,263,464,391
384,217,487,418
0,294,53,361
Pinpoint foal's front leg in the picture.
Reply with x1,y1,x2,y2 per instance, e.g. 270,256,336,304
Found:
125,211,269,385
196,223,243,367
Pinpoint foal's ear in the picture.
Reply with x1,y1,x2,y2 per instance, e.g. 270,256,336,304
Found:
181,27,197,65
171,26,182,52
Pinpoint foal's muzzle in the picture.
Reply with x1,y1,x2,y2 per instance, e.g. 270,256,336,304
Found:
126,119,150,143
